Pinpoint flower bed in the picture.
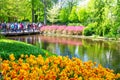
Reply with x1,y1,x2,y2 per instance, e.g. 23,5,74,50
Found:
1,54,120,80
40,25,84,35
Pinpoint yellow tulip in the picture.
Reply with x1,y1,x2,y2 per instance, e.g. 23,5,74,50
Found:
1,54,120,80
9,54,15,61
20,54,24,58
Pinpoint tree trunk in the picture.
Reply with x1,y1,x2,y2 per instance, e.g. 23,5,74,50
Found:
35,15,38,22
43,0,47,25
32,0,35,22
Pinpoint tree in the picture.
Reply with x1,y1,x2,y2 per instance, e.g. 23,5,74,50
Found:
68,6,78,22
59,8,69,23
85,0,114,36
111,0,120,37
0,0,5,22
76,7,88,25
47,2,62,24
31,0,35,22
40,0,53,25
0,0,31,22
66,0,79,12
17,0,31,21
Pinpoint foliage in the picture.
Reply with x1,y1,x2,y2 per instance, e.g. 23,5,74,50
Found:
76,7,88,25
58,0,79,24
67,23,83,26
1,54,120,80
0,0,52,22
0,34,5,39
83,0,120,37
86,0,106,36
59,8,69,23
68,6,78,22
0,39,54,60
83,22,97,36
1,0,120,37
47,3,61,24
0,0,31,22
65,0,79,12
110,0,120,37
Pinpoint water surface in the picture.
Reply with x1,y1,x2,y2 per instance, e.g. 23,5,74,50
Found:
8,34,120,73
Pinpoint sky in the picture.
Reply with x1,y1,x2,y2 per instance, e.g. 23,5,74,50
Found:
79,0,90,6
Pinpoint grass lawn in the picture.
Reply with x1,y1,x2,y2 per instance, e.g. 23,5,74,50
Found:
0,39,55,60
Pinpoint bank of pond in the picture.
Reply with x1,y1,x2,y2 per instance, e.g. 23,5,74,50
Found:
0,39,54,60
0,39,120,80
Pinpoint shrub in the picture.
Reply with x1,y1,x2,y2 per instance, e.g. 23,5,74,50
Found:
40,25,84,35
83,22,97,36
67,23,83,26
0,33,5,39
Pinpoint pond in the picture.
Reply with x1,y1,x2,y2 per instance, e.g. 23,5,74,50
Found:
8,34,120,73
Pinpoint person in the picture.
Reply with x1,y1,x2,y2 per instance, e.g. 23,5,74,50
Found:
0,23,2,30
6,23,10,32
38,23,42,30
1,22,7,32
27,23,31,31
10,23,15,32
18,23,21,32
14,23,18,32
20,23,24,32
32,23,35,32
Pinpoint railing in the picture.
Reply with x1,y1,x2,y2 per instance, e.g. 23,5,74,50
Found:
0,28,40,36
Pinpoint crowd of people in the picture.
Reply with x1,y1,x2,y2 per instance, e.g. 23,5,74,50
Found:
0,22,43,32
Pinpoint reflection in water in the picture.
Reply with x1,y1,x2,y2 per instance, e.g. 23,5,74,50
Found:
8,35,120,73
74,45,80,58
55,43,61,55
64,46,72,59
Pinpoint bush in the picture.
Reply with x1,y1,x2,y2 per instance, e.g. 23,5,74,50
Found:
67,23,83,26
40,25,84,35
83,22,97,36
0,33,5,39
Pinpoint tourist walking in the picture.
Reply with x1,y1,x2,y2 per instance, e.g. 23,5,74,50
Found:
10,23,15,32
1,22,7,32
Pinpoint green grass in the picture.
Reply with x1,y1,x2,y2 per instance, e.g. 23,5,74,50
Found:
0,39,56,60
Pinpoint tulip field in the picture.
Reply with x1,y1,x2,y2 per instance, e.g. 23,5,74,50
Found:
40,25,84,35
0,54,120,80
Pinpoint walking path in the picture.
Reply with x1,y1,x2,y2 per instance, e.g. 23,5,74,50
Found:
0,30,40,36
